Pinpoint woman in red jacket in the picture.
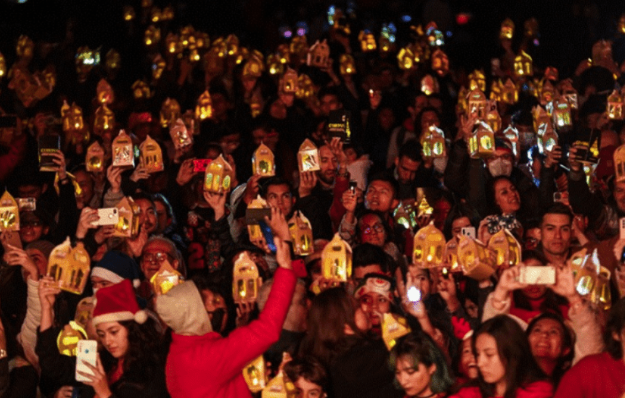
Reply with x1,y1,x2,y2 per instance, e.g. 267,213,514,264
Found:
450,315,552,398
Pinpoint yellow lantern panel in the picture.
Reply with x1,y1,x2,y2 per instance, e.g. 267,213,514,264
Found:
170,118,193,150
150,260,183,295
412,223,445,267
307,40,330,68
56,321,88,357
195,90,213,120
0,191,19,232
457,236,496,280
500,18,514,39
139,135,164,173
288,211,314,256
340,54,356,75
204,154,234,193
253,143,276,177
243,356,267,393
513,51,533,77
46,239,90,295
487,229,521,268
160,98,181,128
298,139,320,172
85,141,105,173
381,313,411,351
233,251,262,304
112,130,135,168
420,126,446,158
321,233,352,282
281,68,298,94
607,90,624,120
469,122,494,159
112,196,141,238
359,31,377,52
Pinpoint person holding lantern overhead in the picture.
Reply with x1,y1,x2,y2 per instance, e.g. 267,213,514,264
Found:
155,207,297,398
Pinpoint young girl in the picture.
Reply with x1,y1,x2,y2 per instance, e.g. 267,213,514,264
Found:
450,315,552,398
79,280,168,398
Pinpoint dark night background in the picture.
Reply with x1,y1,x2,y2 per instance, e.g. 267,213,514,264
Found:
1,0,625,78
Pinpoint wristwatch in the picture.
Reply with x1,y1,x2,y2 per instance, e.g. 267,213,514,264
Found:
0,349,7,360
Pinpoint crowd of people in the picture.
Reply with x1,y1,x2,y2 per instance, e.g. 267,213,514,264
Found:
1,1,625,398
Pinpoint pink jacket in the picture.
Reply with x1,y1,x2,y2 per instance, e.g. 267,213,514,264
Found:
165,267,296,398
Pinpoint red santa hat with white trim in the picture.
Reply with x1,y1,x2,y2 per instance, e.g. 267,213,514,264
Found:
92,279,147,327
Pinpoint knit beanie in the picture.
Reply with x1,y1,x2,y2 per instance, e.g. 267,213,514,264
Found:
91,251,142,288
155,281,212,336
25,240,55,259
92,280,147,326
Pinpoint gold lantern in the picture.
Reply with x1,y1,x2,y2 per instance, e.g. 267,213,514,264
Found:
421,75,439,96
608,90,624,120
501,79,518,105
277,44,290,65
500,18,514,39
296,74,314,100
457,87,468,114
490,80,502,102
469,121,495,159
486,106,502,133
288,211,314,256
161,5,174,21
321,233,352,282
590,266,611,310
113,196,141,238
170,118,193,150
487,229,521,268
560,80,578,110
0,52,5,78
139,135,164,173
195,31,210,49
412,222,445,267
144,25,161,47
359,31,377,52
56,321,87,357
280,68,298,94
150,260,183,295
457,235,496,280
537,123,558,153
160,98,181,128
244,56,264,78
298,139,320,172
307,40,330,68
204,154,234,193
150,6,161,23
381,313,411,351
468,70,486,92
570,248,601,297
252,143,275,177
290,36,309,61
266,54,284,75
105,49,121,74
243,356,267,393
467,88,487,119
47,238,90,295
340,54,356,75
123,5,135,21
250,93,263,118
0,191,19,232
614,144,625,182
397,47,415,71
85,141,105,173
445,239,461,273
513,51,533,78
96,79,114,105
112,130,134,168
619,14,625,34
132,80,151,99
233,251,262,304
420,125,446,158
195,90,213,120
532,106,551,133
94,104,115,136
416,189,434,218
16,35,34,60
393,201,417,230
503,125,520,156
431,49,449,76
553,96,572,129
247,196,269,247
151,53,166,80
225,34,239,57
166,33,182,55
262,369,296,398
61,101,85,133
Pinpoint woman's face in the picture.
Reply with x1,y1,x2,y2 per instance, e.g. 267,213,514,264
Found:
493,179,521,214
395,356,436,397
476,333,506,388
528,318,567,362
407,267,432,298
451,216,472,239
460,338,478,379
293,377,324,398
96,321,129,359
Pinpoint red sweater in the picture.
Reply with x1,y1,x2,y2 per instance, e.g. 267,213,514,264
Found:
449,381,553,398
554,352,625,398
165,267,296,398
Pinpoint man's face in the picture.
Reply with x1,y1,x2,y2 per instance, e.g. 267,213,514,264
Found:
74,170,94,210
614,182,625,213
358,291,391,329
365,180,396,213
317,145,337,185
395,156,420,185
135,198,157,234
353,264,383,285
18,184,43,200
153,201,170,234
320,94,341,116
265,183,295,216
540,214,572,258
140,240,178,280
359,214,386,247
219,133,240,155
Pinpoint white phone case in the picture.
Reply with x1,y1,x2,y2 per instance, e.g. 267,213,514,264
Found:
75,340,98,382
519,266,556,285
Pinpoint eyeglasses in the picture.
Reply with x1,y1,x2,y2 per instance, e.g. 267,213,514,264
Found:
362,223,385,235
142,252,173,264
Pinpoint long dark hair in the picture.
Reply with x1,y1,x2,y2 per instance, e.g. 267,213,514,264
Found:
605,297,625,360
298,288,368,367
100,317,164,381
473,316,547,398
526,312,574,387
